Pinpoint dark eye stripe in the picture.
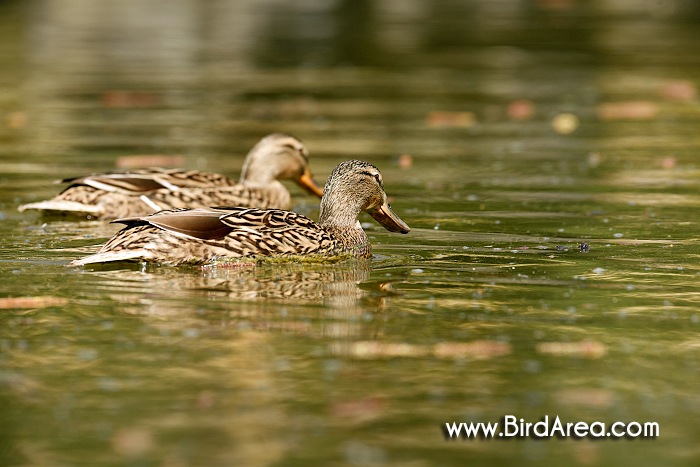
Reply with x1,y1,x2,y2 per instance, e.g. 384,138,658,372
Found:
282,143,308,160
359,171,382,186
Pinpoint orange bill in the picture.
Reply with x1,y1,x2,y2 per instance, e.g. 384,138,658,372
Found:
368,203,410,234
296,168,324,197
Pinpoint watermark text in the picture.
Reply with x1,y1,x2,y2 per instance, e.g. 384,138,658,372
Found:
443,415,659,440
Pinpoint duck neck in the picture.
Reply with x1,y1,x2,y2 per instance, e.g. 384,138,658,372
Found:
318,197,362,229
240,157,277,184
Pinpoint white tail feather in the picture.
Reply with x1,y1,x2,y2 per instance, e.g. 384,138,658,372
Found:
18,200,103,214
69,250,149,266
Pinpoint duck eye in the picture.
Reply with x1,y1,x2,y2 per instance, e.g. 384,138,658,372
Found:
373,173,381,184
283,143,307,159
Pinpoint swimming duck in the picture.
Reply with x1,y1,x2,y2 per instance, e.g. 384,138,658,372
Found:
71,160,410,266
18,133,323,220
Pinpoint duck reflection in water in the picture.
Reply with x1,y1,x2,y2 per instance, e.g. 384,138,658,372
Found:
87,260,398,336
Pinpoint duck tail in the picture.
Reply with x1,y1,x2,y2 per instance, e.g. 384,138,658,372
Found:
69,250,148,267
18,200,103,215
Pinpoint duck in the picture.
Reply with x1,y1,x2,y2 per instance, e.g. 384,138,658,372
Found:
70,160,410,266
18,133,323,220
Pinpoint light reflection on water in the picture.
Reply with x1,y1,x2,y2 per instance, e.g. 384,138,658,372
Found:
1,0,700,465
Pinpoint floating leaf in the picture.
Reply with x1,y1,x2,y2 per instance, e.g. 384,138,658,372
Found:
536,340,607,358
102,90,162,108
596,101,659,120
659,79,697,101
426,110,476,128
6,112,27,129
555,388,615,408
433,340,511,360
0,296,68,310
507,99,535,120
348,341,428,359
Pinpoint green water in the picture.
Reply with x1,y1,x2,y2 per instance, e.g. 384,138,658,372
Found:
1,1,699,465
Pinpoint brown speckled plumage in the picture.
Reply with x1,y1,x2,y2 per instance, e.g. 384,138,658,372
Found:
18,133,323,220
71,160,410,266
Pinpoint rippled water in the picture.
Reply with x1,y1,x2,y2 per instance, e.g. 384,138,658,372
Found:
1,1,700,465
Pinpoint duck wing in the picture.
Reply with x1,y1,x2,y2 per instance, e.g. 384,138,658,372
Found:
61,168,235,194
114,207,237,240
113,207,334,257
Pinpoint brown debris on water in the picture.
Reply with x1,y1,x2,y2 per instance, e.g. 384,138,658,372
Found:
397,153,413,169
596,101,659,120
433,340,511,360
332,396,386,424
102,90,162,108
555,388,615,408
659,79,697,101
111,427,154,459
507,99,535,121
536,340,607,359
348,341,428,359
426,110,476,128
336,340,511,360
6,112,27,129
661,156,676,170
0,296,68,310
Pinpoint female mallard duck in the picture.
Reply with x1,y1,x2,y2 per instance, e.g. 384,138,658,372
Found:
71,160,410,266
18,133,323,220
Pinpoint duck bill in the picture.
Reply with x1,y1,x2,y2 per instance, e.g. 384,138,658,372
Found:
368,203,410,234
296,168,324,198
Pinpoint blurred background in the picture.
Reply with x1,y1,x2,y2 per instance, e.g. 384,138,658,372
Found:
2,0,699,167
1,1,700,466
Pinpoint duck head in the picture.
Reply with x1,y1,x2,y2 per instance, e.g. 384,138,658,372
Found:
240,133,323,197
319,160,410,234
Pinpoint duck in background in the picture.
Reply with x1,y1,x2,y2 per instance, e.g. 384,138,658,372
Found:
18,133,323,220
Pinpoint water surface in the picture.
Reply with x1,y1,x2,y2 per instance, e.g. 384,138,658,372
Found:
1,1,699,465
